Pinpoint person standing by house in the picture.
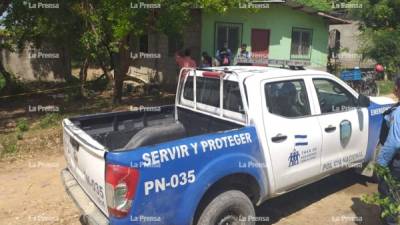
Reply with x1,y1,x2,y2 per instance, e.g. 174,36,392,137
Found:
175,48,197,69
236,43,252,65
200,52,212,68
216,42,232,66
377,77,400,225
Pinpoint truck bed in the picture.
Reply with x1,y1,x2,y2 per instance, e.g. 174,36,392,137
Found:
68,105,243,151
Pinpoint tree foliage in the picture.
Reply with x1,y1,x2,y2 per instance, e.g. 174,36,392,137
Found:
353,0,400,76
295,0,333,11
1,0,254,102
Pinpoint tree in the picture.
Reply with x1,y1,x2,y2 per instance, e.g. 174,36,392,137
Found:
353,0,400,77
0,0,13,93
1,0,252,102
1,1,87,82
295,0,333,11
70,0,251,104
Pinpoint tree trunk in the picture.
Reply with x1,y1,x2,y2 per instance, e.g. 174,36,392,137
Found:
112,37,130,104
0,60,12,94
62,46,72,82
99,60,112,84
79,57,89,97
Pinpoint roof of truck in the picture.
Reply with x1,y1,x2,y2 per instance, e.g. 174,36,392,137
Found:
198,66,333,82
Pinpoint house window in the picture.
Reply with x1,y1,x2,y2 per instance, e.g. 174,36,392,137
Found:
290,28,313,60
215,22,242,55
139,34,148,53
168,33,184,56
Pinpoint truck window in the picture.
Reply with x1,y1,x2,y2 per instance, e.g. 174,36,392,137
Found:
224,80,244,113
182,76,244,115
182,76,220,107
312,78,357,113
265,80,311,118
183,76,194,101
197,77,220,107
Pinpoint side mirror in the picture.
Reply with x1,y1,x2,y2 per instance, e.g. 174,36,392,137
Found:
357,94,370,108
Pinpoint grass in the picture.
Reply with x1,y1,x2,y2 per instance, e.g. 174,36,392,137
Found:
0,133,18,157
377,80,394,96
38,113,64,129
0,114,63,159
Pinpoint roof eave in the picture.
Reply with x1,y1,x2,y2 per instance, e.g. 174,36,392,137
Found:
317,12,352,25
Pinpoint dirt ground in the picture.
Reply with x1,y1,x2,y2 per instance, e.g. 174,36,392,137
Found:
0,153,80,225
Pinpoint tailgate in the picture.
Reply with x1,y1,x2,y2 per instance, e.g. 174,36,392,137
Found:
62,119,108,216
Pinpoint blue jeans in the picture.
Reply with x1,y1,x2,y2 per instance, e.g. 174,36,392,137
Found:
378,158,400,225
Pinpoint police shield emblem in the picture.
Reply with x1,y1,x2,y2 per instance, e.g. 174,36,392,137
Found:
340,120,352,147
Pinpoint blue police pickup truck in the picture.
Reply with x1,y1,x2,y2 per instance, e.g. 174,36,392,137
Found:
61,63,394,225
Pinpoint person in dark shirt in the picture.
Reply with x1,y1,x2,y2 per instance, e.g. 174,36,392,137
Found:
201,52,212,68
216,42,232,66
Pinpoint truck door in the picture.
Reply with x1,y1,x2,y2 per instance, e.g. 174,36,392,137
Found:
262,78,322,192
310,77,369,174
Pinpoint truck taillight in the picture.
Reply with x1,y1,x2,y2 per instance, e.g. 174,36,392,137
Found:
105,164,139,218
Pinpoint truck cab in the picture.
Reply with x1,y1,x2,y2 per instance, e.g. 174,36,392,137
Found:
61,63,393,225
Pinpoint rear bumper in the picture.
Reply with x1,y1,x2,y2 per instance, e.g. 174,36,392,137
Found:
61,168,109,225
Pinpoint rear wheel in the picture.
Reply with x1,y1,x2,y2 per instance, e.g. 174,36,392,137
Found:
196,190,255,225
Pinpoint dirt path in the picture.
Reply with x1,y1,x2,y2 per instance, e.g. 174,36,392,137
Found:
0,151,383,225
0,154,80,225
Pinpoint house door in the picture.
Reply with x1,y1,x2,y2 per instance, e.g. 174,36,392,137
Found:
251,29,270,65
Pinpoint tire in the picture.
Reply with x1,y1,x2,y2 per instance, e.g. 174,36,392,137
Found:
196,190,255,225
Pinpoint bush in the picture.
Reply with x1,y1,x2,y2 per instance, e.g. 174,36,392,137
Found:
16,118,29,132
362,165,400,221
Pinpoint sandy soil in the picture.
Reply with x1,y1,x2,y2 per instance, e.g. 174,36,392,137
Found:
0,154,80,225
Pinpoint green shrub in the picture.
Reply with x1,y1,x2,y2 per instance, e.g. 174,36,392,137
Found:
377,80,394,96
16,132,23,140
16,118,29,132
39,113,63,129
362,165,400,221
